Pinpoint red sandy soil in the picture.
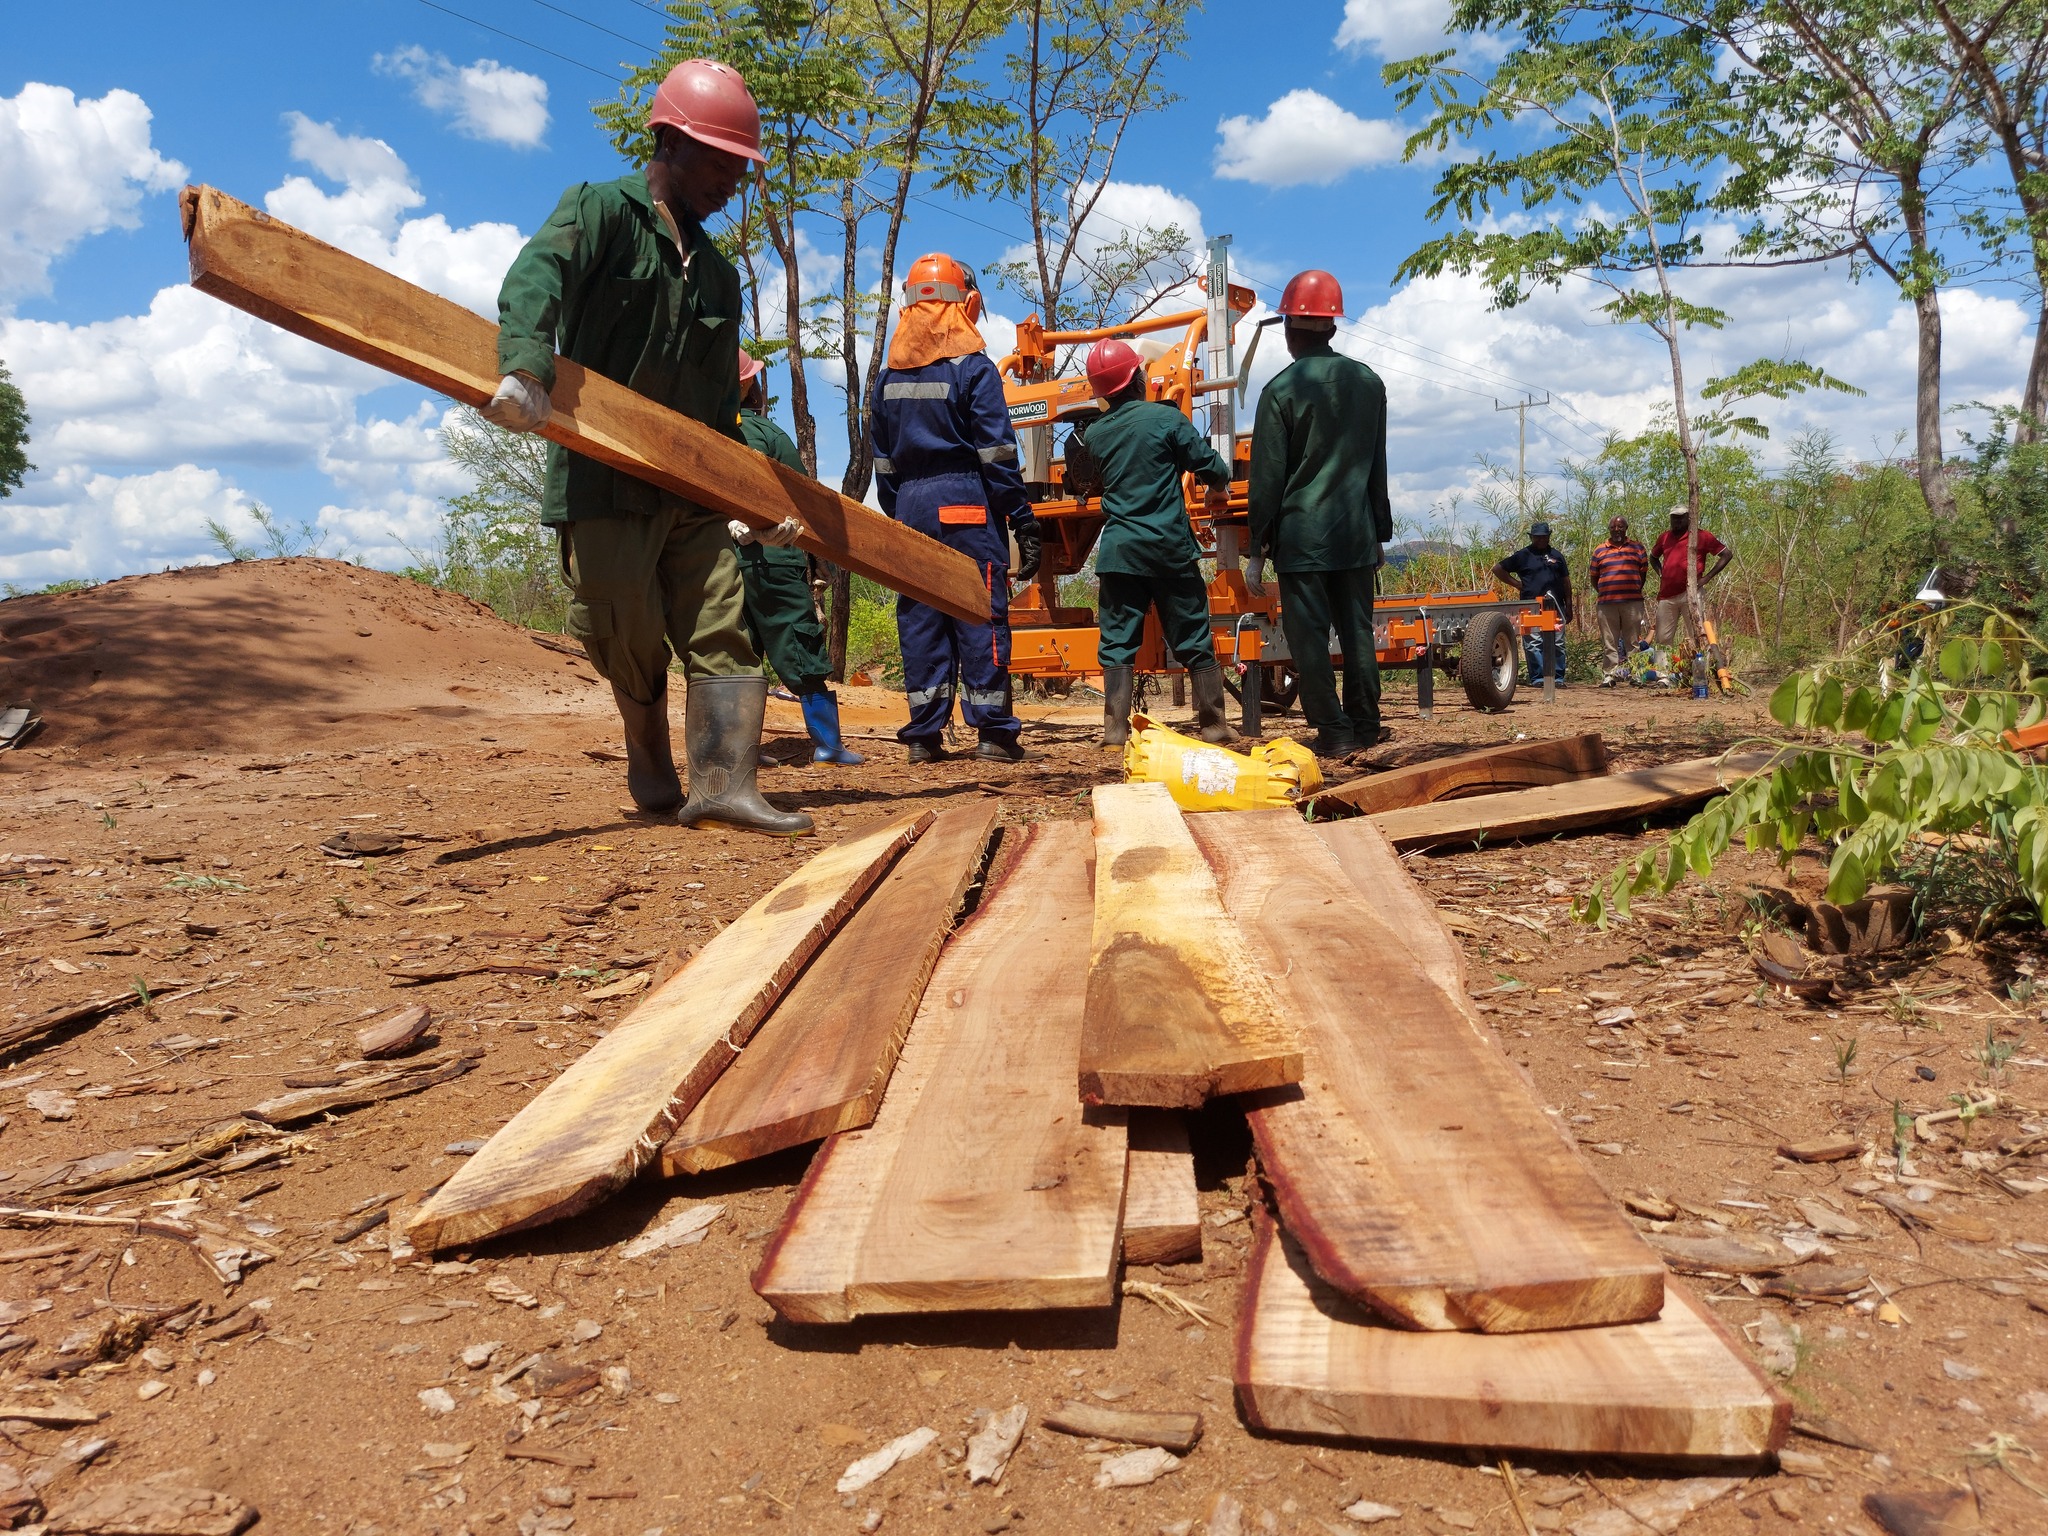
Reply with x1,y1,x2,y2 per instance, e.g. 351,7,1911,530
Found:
0,558,2041,1536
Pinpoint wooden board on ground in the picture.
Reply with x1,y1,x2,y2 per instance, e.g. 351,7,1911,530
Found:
1236,1215,1789,1459
1369,751,1777,851
1122,1111,1200,1266
405,812,931,1251
1306,733,1608,818
1194,811,1662,1332
661,801,1000,1175
753,821,1125,1322
180,185,989,625
1078,783,1302,1107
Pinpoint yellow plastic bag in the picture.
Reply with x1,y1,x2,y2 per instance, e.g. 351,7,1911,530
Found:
1121,713,1323,812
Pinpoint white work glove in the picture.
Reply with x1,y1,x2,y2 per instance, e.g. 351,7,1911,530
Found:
1245,555,1266,597
480,371,549,433
726,518,758,547
758,516,805,548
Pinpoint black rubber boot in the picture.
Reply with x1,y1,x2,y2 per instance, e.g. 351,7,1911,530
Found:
975,735,1027,762
612,684,682,813
1101,665,1135,749
1312,730,1362,760
1191,665,1237,745
906,739,947,765
675,676,814,837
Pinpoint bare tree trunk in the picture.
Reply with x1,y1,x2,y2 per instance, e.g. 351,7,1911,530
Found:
761,195,818,478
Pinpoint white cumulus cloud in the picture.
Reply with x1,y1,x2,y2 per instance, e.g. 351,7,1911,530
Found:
1335,0,1457,59
375,47,550,150
0,82,187,307
1214,91,1408,188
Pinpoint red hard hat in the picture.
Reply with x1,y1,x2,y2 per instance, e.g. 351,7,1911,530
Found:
649,59,765,164
1085,339,1144,398
738,349,765,386
1278,269,1344,320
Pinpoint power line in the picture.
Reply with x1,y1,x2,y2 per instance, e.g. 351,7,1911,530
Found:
415,0,626,79
526,0,660,53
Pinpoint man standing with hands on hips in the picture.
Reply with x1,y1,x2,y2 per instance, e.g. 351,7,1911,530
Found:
1245,269,1393,759
479,58,811,836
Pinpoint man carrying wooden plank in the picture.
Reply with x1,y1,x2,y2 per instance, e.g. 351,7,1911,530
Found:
478,58,810,836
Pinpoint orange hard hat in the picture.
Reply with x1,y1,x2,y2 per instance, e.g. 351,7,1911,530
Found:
901,252,982,323
1278,268,1344,320
649,59,765,164
1085,338,1144,398
738,349,765,386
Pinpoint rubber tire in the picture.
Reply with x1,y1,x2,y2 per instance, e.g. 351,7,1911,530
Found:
1460,610,1519,711
1220,664,1300,714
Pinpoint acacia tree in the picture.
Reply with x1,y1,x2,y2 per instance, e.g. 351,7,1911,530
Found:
987,0,1196,334
0,360,30,498
1394,19,1857,634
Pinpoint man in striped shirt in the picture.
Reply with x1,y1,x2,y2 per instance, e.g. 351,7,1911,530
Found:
1588,517,1649,684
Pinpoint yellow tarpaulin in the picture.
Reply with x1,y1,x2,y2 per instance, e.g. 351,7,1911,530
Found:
1122,714,1322,812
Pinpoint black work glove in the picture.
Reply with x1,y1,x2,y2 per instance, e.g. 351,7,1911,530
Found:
1012,516,1043,582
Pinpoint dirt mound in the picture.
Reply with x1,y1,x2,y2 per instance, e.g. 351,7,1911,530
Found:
0,557,606,759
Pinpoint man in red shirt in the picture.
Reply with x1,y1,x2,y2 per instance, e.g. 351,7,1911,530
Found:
1587,515,1648,683
1649,504,1732,661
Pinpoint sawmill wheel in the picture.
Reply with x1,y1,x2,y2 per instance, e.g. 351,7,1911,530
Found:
1459,610,1519,712
1222,664,1300,714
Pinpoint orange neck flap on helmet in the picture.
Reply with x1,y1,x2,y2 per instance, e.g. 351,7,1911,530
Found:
886,302,986,372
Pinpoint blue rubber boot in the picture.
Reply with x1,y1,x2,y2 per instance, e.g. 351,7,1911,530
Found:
802,689,866,766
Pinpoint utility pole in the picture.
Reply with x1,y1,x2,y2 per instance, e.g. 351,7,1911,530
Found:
1494,394,1550,517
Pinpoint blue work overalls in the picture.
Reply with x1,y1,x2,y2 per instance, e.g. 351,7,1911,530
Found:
870,351,1030,749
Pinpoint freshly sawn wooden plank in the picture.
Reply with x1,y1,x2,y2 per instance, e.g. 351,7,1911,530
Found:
1236,1215,1789,1459
1193,811,1662,1332
1079,783,1302,1108
180,185,989,625
753,821,1125,1322
405,812,931,1251
1305,733,1608,817
1369,751,1777,851
661,801,1000,1175
1122,1111,1201,1266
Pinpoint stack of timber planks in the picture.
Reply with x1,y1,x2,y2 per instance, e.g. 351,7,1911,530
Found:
402,758,1786,1467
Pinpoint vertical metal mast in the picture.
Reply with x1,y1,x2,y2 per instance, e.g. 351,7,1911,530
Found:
1205,235,1241,574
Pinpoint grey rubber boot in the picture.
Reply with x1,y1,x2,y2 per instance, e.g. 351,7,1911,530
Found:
1101,665,1135,749
612,684,682,813
1191,665,1237,745
675,676,814,837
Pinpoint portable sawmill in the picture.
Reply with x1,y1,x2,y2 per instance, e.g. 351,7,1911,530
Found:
996,238,1562,729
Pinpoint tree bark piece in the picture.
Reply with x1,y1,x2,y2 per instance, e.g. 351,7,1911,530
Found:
356,1003,432,1058
753,822,1126,1322
0,979,189,1060
42,1477,256,1536
1122,1111,1200,1266
1306,734,1608,818
1235,1214,1789,1459
1205,813,1662,1332
661,801,999,1175
407,812,931,1252
1041,1401,1204,1454
245,1052,478,1126
1369,752,1779,851
180,185,989,625
1079,784,1302,1107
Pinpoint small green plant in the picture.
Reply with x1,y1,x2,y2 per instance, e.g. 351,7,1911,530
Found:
131,977,150,1008
2010,974,2038,1005
1887,991,1924,1037
98,811,115,831
1832,1035,1860,1088
332,895,352,917
1950,1091,1985,1146
1891,1099,1913,1174
1978,1027,2019,1085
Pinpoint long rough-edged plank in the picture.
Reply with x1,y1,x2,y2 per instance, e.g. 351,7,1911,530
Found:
1194,810,1661,1332
1079,783,1302,1107
661,801,1000,1175
1370,751,1777,850
1305,733,1608,818
1122,1111,1201,1266
1237,1215,1789,1458
406,811,931,1251
179,185,988,625
753,821,1125,1321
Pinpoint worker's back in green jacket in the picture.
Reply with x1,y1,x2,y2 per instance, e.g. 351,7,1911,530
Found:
1084,399,1232,579
1246,342,1392,574
738,408,809,571
496,173,743,526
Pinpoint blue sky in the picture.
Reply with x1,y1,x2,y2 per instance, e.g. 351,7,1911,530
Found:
1,1,2033,585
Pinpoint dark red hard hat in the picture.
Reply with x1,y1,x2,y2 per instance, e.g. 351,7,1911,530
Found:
1085,339,1144,398
1278,269,1344,319
649,59,765,164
